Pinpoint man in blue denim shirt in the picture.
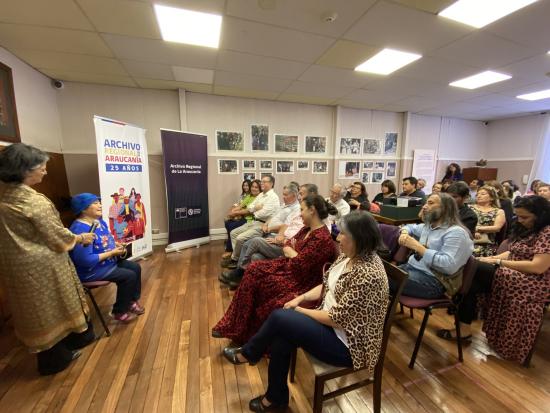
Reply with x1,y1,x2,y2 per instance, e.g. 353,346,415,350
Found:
398,193,474,298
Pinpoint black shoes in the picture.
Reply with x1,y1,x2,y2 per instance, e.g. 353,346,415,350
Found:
249,395,288,412
222,346,257,366
219,268,244,290
211,329,223,338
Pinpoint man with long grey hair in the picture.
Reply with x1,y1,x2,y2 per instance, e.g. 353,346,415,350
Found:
326,183,350,227
396,193,473,299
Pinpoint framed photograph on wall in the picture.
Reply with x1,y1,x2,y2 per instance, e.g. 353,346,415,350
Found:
372,172,385,183
251,124,269,151
386,161,396,177
384,132,398,155
312,160,328,174
374,161,385,170
0,62,20,143
243,172,256,181
338,161,360,179
363,138,381,155
216,131,244,151
242,159,256,170
259,160,273,170
339,138,361,155
363,161,374,170
297,160,310,171
218,159,239,174
275,134,298,153
276,160,294,174
361,172,370,184
305,136,327,154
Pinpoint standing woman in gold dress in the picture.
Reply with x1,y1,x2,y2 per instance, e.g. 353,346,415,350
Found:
0,143,96,375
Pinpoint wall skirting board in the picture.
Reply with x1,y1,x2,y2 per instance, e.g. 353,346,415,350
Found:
152,228,226,246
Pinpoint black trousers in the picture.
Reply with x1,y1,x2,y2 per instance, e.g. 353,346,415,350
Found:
102,260,142,314
458,261,497,324
241,309,352,405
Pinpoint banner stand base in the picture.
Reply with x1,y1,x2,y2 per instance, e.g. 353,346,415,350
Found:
165,236,210,254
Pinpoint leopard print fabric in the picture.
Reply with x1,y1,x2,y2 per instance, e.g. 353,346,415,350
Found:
319,253,389,372
483,225,550,363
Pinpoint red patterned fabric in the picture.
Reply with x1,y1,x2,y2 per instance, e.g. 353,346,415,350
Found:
214,226,337,344
483,225,550,363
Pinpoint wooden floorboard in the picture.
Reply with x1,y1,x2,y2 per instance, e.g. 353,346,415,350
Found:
0,241,549,412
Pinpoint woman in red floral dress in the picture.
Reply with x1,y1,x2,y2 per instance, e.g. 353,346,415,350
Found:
212,195,338,344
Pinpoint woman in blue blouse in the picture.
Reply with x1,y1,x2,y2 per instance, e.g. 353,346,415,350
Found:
69,193,144,323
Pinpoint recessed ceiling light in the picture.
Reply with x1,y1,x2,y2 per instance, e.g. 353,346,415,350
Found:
154,4,222,48
517,89,550,100
449,71,512,89
354,48,422,75
439,0,538,28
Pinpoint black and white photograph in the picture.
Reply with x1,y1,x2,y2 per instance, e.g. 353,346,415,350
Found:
276,160,294,174
386,161,396,177
339,138,361,155
242,159,256,170
259,160,273,170
372,172,384,183
218,159,239,174
363,161,374,170
216,131,244,151
338,161,360,179
312,161,328,174
275,134,299,152
251,124,269,151
374,161,385,170
305,136,327,153
243,172,256,181
363,138,381,155
361,172,370,184
384,132,398,155
297,160,310,171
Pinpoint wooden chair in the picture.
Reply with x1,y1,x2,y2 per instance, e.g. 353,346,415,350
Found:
82,281,112,337
288,260,408,413
398,256,478,368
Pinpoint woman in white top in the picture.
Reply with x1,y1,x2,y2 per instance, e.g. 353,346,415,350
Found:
220,211,389,412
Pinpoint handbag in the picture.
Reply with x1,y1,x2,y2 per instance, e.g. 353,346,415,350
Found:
431,267,464,297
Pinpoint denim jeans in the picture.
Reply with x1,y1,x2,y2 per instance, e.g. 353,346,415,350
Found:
392,263,446,299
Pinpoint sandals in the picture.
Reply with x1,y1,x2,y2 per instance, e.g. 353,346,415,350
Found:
436,329,472,341
130,301,145,315
112,311,137,323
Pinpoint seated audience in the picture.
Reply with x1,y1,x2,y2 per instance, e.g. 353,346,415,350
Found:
70,193,144,323
212,195,338,344
536,182,550,201
441,179,453,192
525,179,542,196
344,181,371,211
222,175,280,268
222,179,259,258
299,183,318,199
469,179,484,202
220,184,301,287
417,178,427,195
471,186,506,257
220,211,389,412
396,193,473,299
442,162,464,182
440,196,550,364
400,176,426,200
431,182,443,195
486,180,514,231
447,182,478,236
373,179,397,204
502,179,522,201
327,183,351,226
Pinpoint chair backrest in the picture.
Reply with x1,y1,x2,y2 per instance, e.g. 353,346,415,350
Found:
393,245,411,264
495,221,508,246
458,256,478,296
497,239,510,255
378,223,400,257
376,261,408,371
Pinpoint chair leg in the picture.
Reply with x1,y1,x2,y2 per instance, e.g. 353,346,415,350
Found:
373,369,382,413
399,303,404,314
454,312,463,362
409,308,414,318
85,288,111,337
312,376,325,413
409,309,431,369
289,348,297,383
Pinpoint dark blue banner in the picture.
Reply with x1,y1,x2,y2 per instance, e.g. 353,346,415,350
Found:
161,130,209,246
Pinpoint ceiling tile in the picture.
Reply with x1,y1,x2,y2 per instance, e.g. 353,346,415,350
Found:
102,33,218,68
389,95,450,111
13,49,128,75
298,65,372,88
362,75,442,96
283,81,354,99
121,59,175,80
496,53,550,83
214,85,279,100
77,0,161,39
315,40,378,70
338,88,403,106
215,70,291,92
216,50,308,80
41,69,137,87
173,66,214,83
226,0,376,37
134,77,213,93
391,0,455,14
447,93,520,108
497,79,550,98
394,56,480,85
335,99,379,110
344,1,472,54
0,24,113,56
277,94,335,106
0,0,94,30
221,16,335,63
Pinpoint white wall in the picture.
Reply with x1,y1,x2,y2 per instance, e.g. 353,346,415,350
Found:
0,47,63,151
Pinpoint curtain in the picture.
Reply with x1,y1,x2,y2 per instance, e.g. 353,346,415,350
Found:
528,113,550,187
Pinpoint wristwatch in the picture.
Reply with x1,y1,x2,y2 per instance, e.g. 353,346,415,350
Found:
495,259,502,267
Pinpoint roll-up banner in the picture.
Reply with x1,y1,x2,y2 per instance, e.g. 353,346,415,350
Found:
160,129,210,252
93,115,153,259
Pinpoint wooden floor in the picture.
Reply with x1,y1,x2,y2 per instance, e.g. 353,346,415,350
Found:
1,241,549,413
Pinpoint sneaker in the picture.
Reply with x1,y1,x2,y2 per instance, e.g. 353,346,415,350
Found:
130,301,145,315
112,312,137,323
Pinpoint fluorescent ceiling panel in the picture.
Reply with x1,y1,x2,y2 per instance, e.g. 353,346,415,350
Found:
154,4,221,48
354,48,422,75
449,71,512,89
517,89,550,100
438,0,538,28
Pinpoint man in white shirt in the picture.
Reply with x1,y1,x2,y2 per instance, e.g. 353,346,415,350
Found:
223,175,280,268
326,183,350,227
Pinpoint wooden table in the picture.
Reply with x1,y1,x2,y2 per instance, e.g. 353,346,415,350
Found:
371,213,421,226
